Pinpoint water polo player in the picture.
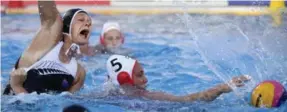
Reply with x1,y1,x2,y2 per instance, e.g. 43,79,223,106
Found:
81,21,130,56
105,54,251,102
3,0,91,95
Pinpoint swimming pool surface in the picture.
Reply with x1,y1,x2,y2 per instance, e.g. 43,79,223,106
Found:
1,14,287,112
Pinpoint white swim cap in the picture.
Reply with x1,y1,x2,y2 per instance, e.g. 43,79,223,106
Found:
106,55,136,85
100,22,124,45
101,22,121,37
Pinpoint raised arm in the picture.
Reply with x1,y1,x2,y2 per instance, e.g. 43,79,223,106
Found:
38,1,61,27
11,0,64,94
18,0,63,68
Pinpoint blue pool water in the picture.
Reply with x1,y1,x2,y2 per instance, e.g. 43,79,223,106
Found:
1,14,287,112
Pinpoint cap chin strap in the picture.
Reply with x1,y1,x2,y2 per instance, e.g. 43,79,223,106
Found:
63,32,81,57
117,71,134,85
65,43,81,57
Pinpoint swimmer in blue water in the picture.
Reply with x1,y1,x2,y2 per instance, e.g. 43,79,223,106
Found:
3,0,92,95
105,55,251,102
81,21,131,56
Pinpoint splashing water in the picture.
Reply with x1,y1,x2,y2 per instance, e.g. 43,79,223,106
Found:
174,0,241,97
172,0,287,105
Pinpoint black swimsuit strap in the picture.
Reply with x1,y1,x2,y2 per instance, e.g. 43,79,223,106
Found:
14,56,21,69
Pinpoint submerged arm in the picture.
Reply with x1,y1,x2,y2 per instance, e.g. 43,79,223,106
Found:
184,83,231,102
18,0,62,68
142,75,250,102
142,83,230,102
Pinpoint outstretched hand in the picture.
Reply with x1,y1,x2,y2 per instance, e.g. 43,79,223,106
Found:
221,75,252,93
230,75,251,87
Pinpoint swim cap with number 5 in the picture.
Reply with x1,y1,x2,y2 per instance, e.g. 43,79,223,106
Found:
106,55,136,85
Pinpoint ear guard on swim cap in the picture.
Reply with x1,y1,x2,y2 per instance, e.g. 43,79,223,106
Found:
65,43,81,56
117,71,134,85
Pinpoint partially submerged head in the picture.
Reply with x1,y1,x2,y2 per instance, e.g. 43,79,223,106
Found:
63,104,90,112
63,8,92,46
100,22,124,50
106,55,147,89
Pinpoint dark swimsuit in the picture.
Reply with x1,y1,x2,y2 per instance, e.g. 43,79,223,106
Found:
3,57,74,95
